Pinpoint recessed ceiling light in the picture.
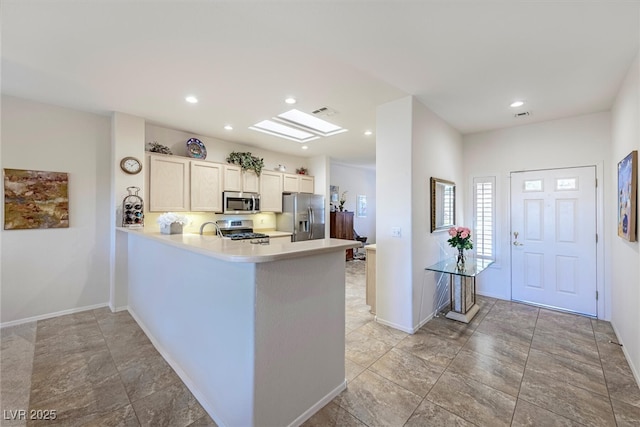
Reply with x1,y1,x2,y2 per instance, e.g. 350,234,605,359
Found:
301,145,309,150
285,97,297,105
510,100,525,108
364,130,373,136
185,96,198,104
224,125,233,130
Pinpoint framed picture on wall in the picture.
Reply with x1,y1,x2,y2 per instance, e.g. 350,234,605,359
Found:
617,150,637,242
330,185,339,203
357,195,367,217
4,168,69,230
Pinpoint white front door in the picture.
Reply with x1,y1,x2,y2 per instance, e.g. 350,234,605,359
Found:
511,166,597,316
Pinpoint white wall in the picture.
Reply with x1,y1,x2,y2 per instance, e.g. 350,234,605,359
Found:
1,96,112,324
411,99,464,328
330,163,376,243
463,112,611,315
146,124,309,176
376,96,462,332
610,53,640,382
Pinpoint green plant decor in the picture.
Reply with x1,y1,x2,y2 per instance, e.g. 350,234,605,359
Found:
226,152,265,176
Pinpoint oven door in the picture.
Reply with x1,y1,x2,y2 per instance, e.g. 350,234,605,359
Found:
223,192,260,214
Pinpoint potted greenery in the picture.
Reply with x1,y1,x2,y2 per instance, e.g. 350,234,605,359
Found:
226,152,265,176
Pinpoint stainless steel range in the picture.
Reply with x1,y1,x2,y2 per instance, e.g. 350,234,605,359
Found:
216,219,269,243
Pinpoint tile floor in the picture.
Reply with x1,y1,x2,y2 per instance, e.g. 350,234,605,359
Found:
1,259,639,426
303,260,640,427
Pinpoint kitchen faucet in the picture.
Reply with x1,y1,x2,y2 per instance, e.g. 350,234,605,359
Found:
200,221,222,237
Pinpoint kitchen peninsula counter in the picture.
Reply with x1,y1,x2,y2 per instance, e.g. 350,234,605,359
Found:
117,227,354,263
114,228,359,427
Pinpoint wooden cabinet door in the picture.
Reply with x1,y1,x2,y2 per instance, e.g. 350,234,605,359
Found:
259,171,283,212
283,174,299,193
223,165,242,192
190,160,223,212
330,212,354,260
148,155,190,212
242,170,260,193
299,176,314,194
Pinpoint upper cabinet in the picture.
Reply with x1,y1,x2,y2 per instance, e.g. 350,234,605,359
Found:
223,165,259,193
283,174,299,193
148,154,222,213
282,173,315,194
147,154,314,214
260,171,283,212
242,170,259,193
148,155,190,212
299,175,314,194
223,165,242,192
190,160,223,212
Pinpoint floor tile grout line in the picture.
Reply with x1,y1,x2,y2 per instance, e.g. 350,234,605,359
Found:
510,305,540,426
93,308,142,425
518,308,615,426
590,315,621,426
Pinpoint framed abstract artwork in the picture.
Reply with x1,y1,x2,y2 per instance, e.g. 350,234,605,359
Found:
617,150,637,242
4,168,69,230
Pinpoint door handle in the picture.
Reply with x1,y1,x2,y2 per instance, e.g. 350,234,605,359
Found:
513,231,524,246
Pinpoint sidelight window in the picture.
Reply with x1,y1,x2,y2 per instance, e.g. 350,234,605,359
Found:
473,176,495,259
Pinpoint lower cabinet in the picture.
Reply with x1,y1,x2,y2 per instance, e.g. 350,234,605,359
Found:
365,245,376,315
330,211,354,260
268,235,292,243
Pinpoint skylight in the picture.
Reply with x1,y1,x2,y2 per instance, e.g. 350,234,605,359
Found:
276,109,347,136
249,108,347,143
249,120,320,143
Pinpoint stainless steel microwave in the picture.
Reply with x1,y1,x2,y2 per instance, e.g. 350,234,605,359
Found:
223,192,260,214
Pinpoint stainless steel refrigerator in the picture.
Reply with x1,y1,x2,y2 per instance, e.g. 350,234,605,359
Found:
277,193,325,241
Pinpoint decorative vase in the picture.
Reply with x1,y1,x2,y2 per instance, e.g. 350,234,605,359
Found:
456,247,465,269
161,222,183,235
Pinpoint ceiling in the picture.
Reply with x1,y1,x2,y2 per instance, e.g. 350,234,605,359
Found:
2,1,639,167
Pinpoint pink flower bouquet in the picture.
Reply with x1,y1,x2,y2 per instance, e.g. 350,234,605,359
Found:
447,226,474,250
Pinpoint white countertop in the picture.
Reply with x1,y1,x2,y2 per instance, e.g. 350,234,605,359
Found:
117,227,358,263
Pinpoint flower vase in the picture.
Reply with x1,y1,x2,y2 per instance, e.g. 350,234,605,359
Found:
456,248,466,269
161,222,183,235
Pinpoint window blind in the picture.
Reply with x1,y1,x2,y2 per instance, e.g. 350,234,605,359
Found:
473,177,495,259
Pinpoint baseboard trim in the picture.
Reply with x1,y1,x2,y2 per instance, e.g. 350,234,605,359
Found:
375,317,416,334
0,302,109,329
610,322,640,389
127,307,229,427
288,380,347,427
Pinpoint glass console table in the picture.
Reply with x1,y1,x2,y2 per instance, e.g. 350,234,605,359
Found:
425,257,494,323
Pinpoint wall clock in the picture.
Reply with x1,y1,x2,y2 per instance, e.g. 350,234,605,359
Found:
120,156,142,175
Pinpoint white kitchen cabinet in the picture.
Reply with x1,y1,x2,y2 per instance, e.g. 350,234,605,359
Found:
299,175,314,193
268,235,292,243
190,160,223,212
259,170,283,212
283,173,315,194
223,165,242,192
242,170,259,193
283,174,299,193
224,165,259,193
148,154,190,212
